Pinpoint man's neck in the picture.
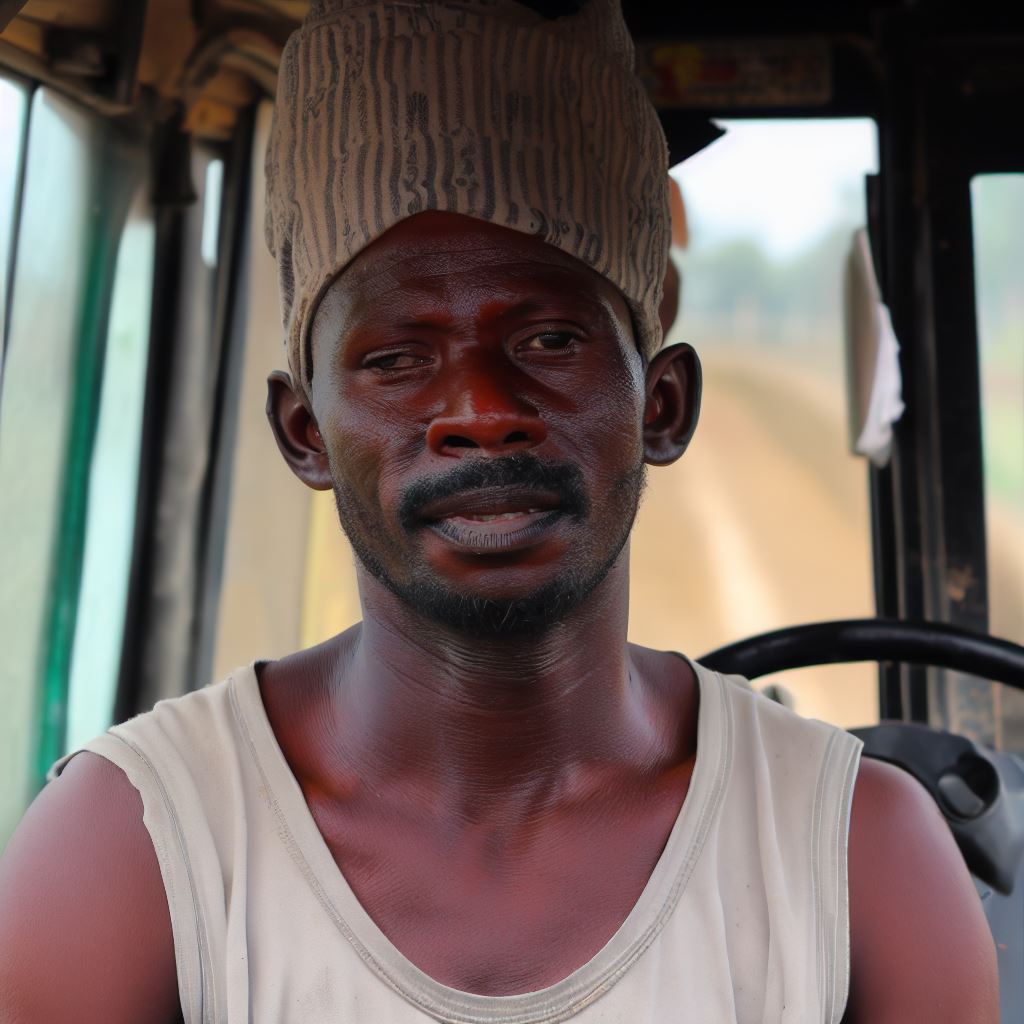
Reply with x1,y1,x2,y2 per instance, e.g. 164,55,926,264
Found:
286,556,689,824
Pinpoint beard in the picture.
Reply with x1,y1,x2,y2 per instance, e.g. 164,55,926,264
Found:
331,452,646,639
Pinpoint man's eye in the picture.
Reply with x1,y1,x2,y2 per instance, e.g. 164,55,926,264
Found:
520,332,576,353
364,351,426,370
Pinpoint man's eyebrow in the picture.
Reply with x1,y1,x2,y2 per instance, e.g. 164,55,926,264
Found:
340,313,453,344
492,297,607,321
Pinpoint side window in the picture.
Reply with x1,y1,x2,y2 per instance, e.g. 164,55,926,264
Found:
634,118,881,728
971,174,1024,746
0,88,104,841
0,86,152,844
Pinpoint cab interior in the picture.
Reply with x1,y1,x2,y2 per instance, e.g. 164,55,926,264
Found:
0,0,1022,1016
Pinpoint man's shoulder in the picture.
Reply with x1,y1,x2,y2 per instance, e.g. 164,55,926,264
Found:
848,755,967,867
0,751,182,1023
844,757,999,1022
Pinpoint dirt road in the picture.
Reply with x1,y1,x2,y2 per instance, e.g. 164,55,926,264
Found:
629,347,879,728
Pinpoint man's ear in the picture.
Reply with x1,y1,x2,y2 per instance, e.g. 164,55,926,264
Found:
266,370,333,490
642,343,702,466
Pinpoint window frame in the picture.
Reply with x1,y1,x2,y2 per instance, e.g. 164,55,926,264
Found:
0,69,32,387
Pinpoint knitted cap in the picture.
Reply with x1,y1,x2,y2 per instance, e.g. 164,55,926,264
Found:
265,0,670,386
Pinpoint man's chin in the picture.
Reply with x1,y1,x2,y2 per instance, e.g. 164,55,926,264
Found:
384,574,593,639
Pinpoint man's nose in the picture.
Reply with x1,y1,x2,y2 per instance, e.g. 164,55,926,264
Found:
425,362,548,457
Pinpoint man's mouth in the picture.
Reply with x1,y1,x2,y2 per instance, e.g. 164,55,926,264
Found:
418,486,561,521
417,487,565,551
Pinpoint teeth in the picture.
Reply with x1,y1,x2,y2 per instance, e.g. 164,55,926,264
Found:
464,510,542,522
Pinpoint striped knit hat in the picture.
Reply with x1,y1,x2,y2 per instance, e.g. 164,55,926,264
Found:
265,0,670,387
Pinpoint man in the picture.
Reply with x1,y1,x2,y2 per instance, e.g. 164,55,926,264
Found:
0,1,998,1021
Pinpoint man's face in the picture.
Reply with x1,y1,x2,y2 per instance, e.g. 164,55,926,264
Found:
306,212,649,637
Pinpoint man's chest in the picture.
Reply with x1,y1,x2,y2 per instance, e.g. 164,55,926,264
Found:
302,775,693,995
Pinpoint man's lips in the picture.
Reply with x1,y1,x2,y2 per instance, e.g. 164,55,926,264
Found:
415,486,566,553
416,486,563,523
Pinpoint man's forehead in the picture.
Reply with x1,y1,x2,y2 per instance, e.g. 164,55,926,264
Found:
342,215,613,284
315,214,632,327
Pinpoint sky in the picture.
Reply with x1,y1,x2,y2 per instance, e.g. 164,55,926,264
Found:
671,118,880,261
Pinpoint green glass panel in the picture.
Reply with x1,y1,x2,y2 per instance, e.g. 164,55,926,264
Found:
64,185,155,752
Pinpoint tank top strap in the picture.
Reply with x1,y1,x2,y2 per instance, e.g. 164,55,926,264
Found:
699,663,863,1024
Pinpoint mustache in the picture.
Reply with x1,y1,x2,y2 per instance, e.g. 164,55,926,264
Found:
397,453,589,530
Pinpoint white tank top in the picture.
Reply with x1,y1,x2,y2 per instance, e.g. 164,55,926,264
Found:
51,658,862,1024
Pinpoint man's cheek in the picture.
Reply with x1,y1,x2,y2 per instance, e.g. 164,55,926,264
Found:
323,430,382,512
577,404,644,464
369,456,422,529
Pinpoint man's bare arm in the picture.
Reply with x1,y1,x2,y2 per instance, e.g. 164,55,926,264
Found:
844,757,999,1024
0,752,182,1024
